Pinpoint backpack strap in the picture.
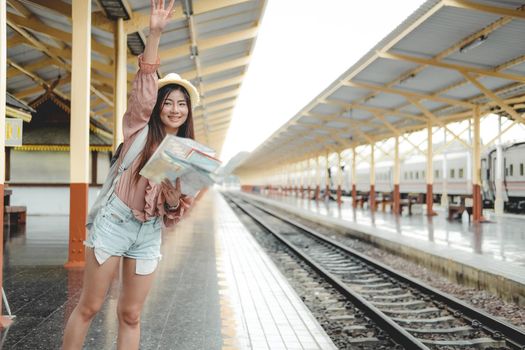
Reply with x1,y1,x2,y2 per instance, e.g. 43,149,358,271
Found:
118,125,149,174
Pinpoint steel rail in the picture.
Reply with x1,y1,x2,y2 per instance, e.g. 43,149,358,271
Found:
232,193,525,350
227,195,430,350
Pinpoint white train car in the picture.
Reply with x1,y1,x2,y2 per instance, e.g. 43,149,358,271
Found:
483,142,525,213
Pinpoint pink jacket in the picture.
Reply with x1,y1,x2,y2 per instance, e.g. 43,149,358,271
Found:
114,55,193,228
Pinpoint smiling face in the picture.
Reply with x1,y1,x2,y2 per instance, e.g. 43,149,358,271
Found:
159,89,189,134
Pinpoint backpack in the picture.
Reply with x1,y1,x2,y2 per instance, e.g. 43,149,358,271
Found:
86,126,149,230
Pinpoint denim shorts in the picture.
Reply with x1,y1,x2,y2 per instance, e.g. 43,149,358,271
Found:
84,193,162,275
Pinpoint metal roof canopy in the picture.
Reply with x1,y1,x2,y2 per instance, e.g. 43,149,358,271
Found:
235,0,525,172
6,0,267,155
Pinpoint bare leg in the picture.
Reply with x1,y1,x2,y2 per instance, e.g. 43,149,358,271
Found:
116,258,157,350
62,248,121,350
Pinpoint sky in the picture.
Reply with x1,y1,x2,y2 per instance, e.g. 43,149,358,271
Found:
220,0,427,163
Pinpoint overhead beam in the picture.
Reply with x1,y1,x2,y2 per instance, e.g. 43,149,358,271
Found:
23,0,113,32
344,80,475,108
379,51,525,84
7,12,113,59
443,0,525,20
462,72,525,124
124,0,253,33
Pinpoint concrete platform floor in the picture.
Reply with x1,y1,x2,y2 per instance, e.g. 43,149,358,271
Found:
0,190,335,349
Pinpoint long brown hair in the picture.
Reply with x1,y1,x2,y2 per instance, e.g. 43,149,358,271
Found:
133,84,195,183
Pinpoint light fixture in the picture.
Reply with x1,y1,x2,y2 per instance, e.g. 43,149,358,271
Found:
182,0,194,16
127,32,145,56
96,0,131,20
190,45,199,60
459,35,488,53
399,73,416,84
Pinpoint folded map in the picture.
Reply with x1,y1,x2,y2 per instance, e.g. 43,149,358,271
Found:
139,135,221,196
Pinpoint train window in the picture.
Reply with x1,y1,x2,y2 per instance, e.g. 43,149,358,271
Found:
415,171,419,179
422,170,425,179
521,163,524,176
435,169,439,179
505,168,508,176
404,172,407,180
410,171,413,180
450,169,455,178
510,164,514,176
459,168,464,179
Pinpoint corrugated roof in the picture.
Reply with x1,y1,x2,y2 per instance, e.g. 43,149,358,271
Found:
6,0,267,156
235,0,525,173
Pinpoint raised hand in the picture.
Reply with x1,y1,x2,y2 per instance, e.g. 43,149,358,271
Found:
149,0,175,35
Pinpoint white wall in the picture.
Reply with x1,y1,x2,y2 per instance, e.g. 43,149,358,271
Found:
9,150,111,184
8,186,102,215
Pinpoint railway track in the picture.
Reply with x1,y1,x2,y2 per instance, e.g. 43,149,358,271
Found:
224,192,525,350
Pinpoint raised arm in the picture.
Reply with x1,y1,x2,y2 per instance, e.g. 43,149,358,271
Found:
143,0,175,64
123,0,175,139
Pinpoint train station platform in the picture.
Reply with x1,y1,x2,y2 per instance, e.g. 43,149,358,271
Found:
1,190,336,349
238,191,525,306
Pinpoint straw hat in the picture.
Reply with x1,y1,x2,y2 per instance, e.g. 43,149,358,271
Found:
158,73,200,108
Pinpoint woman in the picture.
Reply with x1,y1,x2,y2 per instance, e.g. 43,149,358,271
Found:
62,1,197,348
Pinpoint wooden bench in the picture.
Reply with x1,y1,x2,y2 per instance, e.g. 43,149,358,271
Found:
4,205,27,225
447,196,473,221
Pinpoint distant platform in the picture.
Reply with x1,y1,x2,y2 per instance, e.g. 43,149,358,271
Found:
1,190,336,349
238,191,525,306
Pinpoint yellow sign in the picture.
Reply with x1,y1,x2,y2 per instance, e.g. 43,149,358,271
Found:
6,118,23,147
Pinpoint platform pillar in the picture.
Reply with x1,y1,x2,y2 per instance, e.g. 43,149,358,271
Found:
67,0,92,268
352,147,357,208
370,143,376,212
472,107,485,223
315,156,321,201
336,152,342,205
0,1,14,328
393,137,400,215
324,152,329,200
494,118,504,215
426,124,436,216
113,18,126,150
441,128,449,208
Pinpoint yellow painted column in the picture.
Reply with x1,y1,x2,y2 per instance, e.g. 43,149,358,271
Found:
472,107,484,222
0,0,13,328
370,143,376,212
494,116,504,215
307,157,313,198
67,0,92,268
441,128,449,208
426,124,436,216
113,18,127,149
393,136,401,215
336,152,343,205
325,152,330,200
352,147,357,208
315,155,321,201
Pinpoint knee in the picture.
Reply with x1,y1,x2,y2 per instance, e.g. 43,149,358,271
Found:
117,307,141,327
77,301,103,322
